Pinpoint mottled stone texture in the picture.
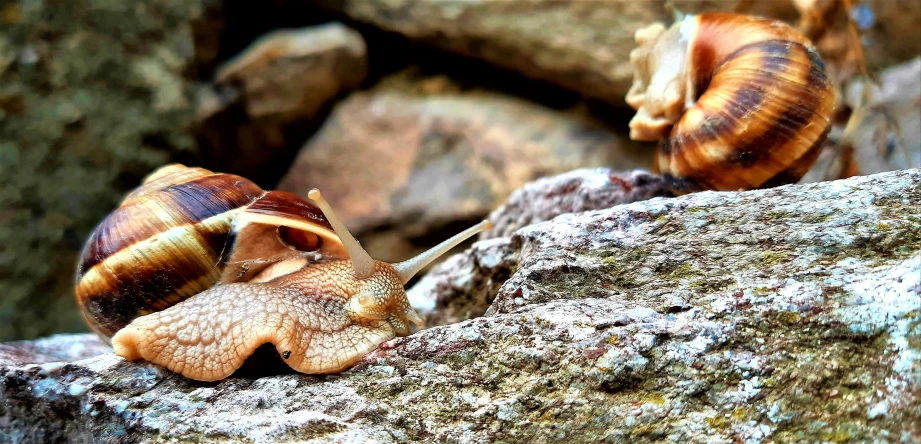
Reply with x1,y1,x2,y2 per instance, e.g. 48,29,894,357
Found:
0,1,199,340
2,169,919,443
278,71,650,264
481,168,670,240
317,0,919,104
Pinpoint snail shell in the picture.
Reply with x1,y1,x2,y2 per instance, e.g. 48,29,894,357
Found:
75,165,345,338
626,12,837,193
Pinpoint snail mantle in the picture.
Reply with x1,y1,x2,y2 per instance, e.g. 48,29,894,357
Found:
2,169,919,443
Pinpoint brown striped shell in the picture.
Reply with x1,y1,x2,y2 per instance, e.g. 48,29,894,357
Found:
626,12,836,193
75,164,344,339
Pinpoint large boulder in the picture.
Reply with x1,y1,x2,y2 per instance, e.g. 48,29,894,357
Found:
277,71,650,264
2,168,918,442
316,0,920,105
0,0,200,341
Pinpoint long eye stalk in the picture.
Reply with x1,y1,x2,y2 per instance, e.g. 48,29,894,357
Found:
392,220,492,284
308,189,375,280
310,188,491,284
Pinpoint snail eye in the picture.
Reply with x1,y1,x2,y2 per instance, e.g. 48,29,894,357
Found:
278,226,322,252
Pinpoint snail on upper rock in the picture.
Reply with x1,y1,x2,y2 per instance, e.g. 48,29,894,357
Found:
625,12,837,194
75,164,490,381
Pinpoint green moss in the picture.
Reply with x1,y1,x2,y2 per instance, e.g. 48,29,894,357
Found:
764,210,796,220
689,278,736,293
0,0,198,340
802,212,833,224
665,263,700,280
630,424,662,437
778,312,801,325
684,207,706,214
642,392,666,405
705,415,729,430
759,251,790,267
597,247,651,289
820,430,852,443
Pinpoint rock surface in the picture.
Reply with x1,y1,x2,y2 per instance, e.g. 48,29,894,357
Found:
480,168,671,240
278,71,650,264
317,0,919,104
2,169,919,443
194,23,367,185
0,334,109,366
409,168,671,327
0,0,200,341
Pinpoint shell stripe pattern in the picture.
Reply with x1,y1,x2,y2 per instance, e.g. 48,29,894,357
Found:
75,171,333,338
659,14,835,192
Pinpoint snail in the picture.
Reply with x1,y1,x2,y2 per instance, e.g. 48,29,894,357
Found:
75,164,490,381
625,12,837,193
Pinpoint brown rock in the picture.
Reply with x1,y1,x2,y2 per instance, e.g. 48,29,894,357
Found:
216,23,366,122
277,72,652,263
194,23,367,184
318,0,918,105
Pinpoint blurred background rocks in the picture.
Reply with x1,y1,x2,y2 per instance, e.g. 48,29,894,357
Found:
276,70,650,263
0,0,200,340
0,0,919,341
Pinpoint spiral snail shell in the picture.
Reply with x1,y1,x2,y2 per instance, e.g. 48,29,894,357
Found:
626,12,837,193
75,164,490,381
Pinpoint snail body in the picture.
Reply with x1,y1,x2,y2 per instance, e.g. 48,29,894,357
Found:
76,164,490,381
626,12,836,193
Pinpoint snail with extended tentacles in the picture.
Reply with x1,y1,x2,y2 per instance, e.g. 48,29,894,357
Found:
76,164,489,381
626,12,837,193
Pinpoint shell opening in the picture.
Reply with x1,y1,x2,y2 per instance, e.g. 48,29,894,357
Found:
277,226,322,252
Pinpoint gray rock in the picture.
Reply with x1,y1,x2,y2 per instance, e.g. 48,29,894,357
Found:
481,168,670,240
2,169,919,442
0,334,108,366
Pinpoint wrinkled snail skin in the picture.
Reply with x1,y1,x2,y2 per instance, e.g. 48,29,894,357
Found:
76,164,491,381
626,13,837,194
